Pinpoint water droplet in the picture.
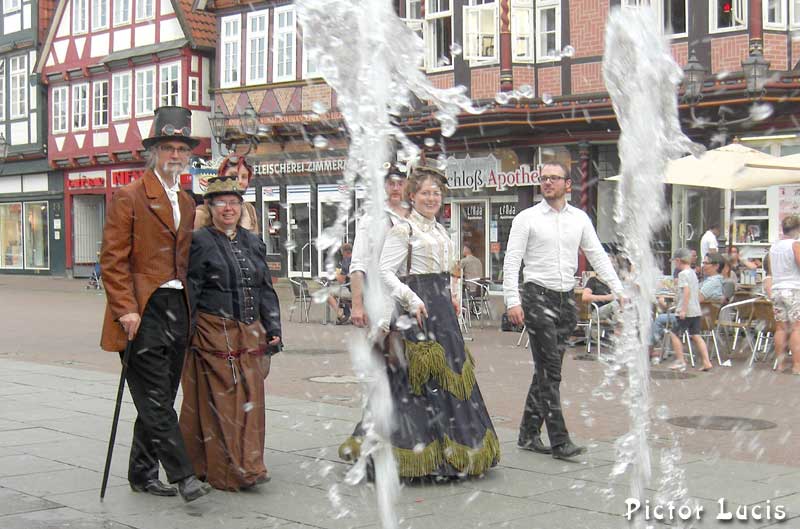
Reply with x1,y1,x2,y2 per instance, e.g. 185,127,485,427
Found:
450,42,463,56
424,137,436,147
749,102,773,121
517,84,534,98
312,101,329,115
312,288,330,304
542,93,554,105
655,405,670,420
561,44,575,57
313,135,329,148
284,239,297,251
495,92,510,105
243,402,254,412
272,221,282,230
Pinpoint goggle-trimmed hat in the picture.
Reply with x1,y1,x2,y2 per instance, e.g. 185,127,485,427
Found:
204,175,243,200
142,106,200,150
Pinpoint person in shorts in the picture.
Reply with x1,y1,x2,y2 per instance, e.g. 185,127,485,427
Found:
766,215,800,374
668,248,714,371
327,243,353,324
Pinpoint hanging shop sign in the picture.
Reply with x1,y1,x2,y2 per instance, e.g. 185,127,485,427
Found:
253,158,347,176
445,154,541,191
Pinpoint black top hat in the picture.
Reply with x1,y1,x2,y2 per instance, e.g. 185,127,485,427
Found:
204,175,243,200
142,106,200,149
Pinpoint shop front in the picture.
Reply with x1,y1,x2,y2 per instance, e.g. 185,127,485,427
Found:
0,165,64,275
64,166,192,277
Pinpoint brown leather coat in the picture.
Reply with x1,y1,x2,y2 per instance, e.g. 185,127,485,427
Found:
99,170,195,352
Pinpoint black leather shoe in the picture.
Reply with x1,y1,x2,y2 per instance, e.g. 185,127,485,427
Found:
551,441,586,460
178,476,212,502
517,435,552,454
129,479,178,497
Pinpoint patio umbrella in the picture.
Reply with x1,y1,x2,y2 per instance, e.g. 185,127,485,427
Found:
606,143,800,190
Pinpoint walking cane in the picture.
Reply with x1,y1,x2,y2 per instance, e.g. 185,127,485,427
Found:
100,339,133,500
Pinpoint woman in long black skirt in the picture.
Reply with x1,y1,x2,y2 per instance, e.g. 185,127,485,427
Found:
339,166,499,480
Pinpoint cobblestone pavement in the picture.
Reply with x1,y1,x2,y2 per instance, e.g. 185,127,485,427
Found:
0,276,798,528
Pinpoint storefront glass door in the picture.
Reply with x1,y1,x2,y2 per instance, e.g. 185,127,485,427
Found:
317,184,355,275
73,195,105,276
287,185,312,278
454,200,489,281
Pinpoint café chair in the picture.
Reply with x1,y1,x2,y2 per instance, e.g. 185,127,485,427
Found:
288,278,312,323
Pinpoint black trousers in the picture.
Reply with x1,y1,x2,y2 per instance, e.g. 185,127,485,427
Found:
121,288,194,485
519,282,578,448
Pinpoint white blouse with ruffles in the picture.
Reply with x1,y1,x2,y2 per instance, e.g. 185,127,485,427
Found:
379,209,458,313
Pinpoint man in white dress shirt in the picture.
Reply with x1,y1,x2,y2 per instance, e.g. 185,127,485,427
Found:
700,224,720,263
503,161,623,460
349,166,409,328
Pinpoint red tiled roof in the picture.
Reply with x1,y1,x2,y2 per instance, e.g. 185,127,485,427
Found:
38,0,58,45
175,0,218,49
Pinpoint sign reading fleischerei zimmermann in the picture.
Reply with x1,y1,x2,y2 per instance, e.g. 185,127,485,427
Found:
445,154,542,192
253,159,347,176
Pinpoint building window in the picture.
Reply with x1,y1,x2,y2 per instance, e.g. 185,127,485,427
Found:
303,40,321,79
92,0,108,30
112,71,131,120
73,0,88,34
536,0,560,60
425,0,453,71
114,0,130,26
189,77,199,105
403,0,423,38
273,6,296,82
247,11,268,85
710,0,746,32
622,0,687,36
9,56,27,119
0,60,5,122
93,81,109,128
793,0,800,26
221,15,241,88
3,0,20,13
765,0,785,27
135,0,153,21
52,86,68,133
24,202,49,270
511,1,533,60
463,0,498,62
0,203,23,269
160,62,180,106
135,67,155,116
72,83,89,131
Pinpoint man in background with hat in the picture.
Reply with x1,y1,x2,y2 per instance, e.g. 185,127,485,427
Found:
100,106,212,502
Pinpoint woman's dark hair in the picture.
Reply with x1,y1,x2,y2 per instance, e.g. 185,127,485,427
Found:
218,155,254,182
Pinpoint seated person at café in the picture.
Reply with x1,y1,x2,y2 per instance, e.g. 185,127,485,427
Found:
699,253,726,303
461,244,483,294
582,254,624,320
727,245,757,280
721,256,737,304
327,243,353,324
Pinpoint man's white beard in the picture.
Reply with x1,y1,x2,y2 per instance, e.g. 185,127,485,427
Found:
160,162,186,180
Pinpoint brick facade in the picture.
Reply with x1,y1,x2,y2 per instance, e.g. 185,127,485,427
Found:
571,62,604,94
513,66,535,90
710,34,749,74
538,66,562,97
671,42,689,68
301,83,333,112
569,0,609,59
763,32,788,71
470,67,501,100
427,72,455,90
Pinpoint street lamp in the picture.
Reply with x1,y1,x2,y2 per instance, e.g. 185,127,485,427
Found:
209,108,229,146
240,103,259,137
682,52,706,102
741,49,770,95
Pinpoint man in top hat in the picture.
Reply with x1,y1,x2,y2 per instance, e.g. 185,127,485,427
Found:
100,106,212,502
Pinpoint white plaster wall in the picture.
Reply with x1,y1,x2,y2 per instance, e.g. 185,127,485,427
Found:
10,121,28,145
28,112,36,143
0,176,22,194
22,173,48,192
113,28,131,52
4,13,21,33
94,131,109,147
53,40,69,63
159,17,183,42
191,110,210,137
56,2,71,38
90,33,110,57
160,0,174,15
22,4,31,29
201,57,210,106
135,23,156,47
27,50,36,75
191,56,198,72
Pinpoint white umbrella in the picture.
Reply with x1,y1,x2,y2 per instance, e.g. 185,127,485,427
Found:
605,143,800,191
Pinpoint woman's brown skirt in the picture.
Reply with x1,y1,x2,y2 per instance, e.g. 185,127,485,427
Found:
179,313,269,491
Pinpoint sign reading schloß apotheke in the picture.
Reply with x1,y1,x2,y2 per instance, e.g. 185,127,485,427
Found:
445,154,541,192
